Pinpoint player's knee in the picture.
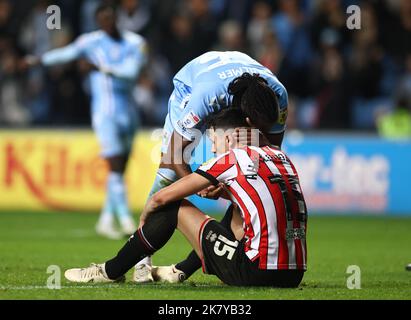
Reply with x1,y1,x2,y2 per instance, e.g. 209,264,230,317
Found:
141,201,181,250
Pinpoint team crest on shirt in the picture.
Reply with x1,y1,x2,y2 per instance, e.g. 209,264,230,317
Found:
206,231,218,242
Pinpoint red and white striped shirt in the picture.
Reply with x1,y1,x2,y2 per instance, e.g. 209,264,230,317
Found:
196,145,307,271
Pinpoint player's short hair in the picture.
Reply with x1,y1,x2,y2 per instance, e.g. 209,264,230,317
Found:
95,3,117,17
207,108,249,130
228,73,279,133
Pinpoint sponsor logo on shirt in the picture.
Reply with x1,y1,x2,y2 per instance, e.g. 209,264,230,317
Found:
278,109,288,125
181,111,201,129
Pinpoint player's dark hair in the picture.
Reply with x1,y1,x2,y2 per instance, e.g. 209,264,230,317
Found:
207,108,249,130
228,73,279,133
95,3,117,17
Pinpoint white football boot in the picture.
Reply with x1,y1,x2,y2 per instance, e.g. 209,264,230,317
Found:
132,263,154,283
64,263,125,283
151,265,186,283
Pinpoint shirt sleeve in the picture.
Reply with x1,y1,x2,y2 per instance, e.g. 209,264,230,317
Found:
174,84,228,141
41,34,89,66
103,38,148,81
195,151,237,185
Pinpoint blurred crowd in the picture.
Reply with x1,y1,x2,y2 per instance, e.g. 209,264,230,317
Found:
0,0,410,134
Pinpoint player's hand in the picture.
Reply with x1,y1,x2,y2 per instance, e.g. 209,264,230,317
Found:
229,127,272,148
197,184,225,200
138,208,151,229
139,192,168,228
138,211,147,229
138,198,156,228
219,185,231,200
229,127,260,148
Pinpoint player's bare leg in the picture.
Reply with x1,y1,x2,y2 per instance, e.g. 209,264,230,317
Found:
176,200,213,256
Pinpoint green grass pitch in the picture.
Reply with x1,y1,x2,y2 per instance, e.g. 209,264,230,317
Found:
0,211,410,300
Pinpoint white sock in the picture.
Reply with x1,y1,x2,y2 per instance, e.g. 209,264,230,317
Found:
98,211,113,226
119,215,135,228
136,256,152,267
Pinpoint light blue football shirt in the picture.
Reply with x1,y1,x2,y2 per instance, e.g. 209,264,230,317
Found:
167,51,288,142
41,30,147,116
41,30,146,157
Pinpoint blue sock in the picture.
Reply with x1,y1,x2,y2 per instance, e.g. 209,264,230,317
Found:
97,183,115,226
102,191,114,214
108,172,131,220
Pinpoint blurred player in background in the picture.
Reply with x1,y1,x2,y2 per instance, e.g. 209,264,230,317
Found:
22,4,147,239
134,51,288,282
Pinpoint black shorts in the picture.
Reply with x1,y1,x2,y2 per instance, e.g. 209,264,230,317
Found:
199,219,305,287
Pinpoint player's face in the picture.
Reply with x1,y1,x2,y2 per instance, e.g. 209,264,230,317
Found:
209,128,230,155
97,9,117,34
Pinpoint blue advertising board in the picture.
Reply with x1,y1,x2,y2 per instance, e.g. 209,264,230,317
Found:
188,133,411,215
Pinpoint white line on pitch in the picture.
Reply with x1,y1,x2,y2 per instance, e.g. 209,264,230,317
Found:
0,285,124,290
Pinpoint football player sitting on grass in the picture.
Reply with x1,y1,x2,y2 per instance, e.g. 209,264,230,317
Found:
65,107,308,287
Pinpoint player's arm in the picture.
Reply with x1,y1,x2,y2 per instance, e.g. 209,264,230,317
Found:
100,55,145,81
100,41,148,81
21,44,82,69
152,173,212,208
140,151,233,226
161,131,194,178
139,172,212,227
41,43,83,66
161,130,226,199
22,34,89,69
161,88,210,178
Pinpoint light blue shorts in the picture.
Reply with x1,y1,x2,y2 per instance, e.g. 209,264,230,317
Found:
92,108,138,158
